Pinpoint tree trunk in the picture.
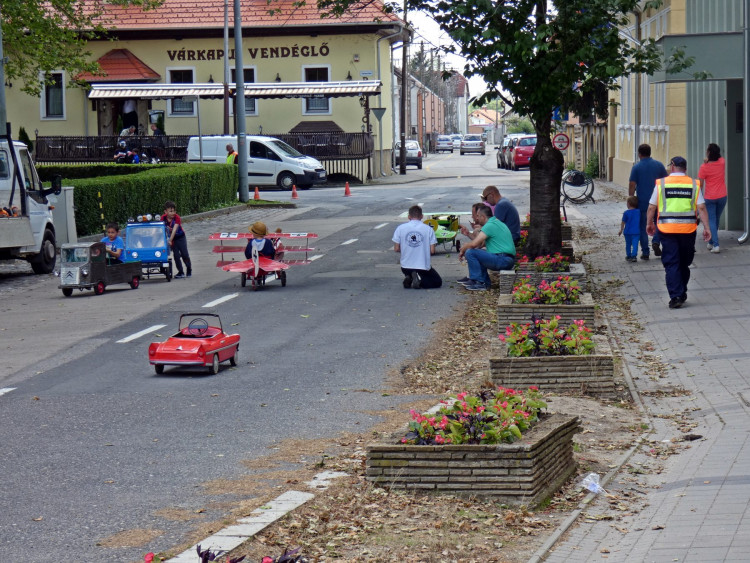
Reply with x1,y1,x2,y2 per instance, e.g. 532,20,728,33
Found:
526,122,564,258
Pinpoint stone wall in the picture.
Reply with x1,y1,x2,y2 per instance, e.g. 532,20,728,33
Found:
498,263,588,294
497,293,595,327
366,414,581,506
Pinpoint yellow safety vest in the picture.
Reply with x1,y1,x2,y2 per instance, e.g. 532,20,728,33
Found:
656,176,699,234
226,151,238,164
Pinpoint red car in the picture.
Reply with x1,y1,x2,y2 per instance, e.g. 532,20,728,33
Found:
510,135,537,170
148,314,240,375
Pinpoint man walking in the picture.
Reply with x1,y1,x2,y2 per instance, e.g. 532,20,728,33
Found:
646,156,710,309
629,144,668,259
481,185,521,244
457,206,515,291
392,205,442,289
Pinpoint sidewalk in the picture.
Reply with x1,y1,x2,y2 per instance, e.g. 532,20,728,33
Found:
540,181,750,562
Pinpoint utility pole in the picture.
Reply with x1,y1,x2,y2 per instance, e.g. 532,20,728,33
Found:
223,0,229,135
0,12,7,135
399,0,408,175
234,0,249,201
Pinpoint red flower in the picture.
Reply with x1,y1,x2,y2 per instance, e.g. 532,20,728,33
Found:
144,554,155,563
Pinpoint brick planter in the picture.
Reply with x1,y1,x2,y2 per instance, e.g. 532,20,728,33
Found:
366,414,580,505
489,337,615,398
497,293,595,327
498,262,588,294
522,223,573,241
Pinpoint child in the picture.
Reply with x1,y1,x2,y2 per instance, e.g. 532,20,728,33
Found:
162,200,192,278
101,222,124,264
619,195,640,263
245,221,276,259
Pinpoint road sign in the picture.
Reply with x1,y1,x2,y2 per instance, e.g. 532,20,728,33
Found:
553,132,570,151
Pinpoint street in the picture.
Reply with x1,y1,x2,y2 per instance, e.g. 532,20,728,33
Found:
0,149,530,562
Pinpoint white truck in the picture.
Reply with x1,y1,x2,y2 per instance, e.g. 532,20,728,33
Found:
0,137,61,274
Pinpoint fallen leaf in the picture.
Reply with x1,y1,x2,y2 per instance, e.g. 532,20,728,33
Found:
301,314,310,318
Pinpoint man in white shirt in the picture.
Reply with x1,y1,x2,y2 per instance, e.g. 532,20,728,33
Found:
392,205,442,289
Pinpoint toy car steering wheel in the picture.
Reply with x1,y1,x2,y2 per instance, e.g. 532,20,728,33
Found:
187,318,209,337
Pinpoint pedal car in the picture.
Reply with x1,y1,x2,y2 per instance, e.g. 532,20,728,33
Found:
148,313,240,375
58,241,142,296
123,215,173,281
424,214,461,253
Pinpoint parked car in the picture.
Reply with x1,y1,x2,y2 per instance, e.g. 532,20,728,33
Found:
510,135,537,170
450,134,463,149
435,135,454,153
394,140,423,169
497,134,526,169
503,136,521,169
460,134,485,155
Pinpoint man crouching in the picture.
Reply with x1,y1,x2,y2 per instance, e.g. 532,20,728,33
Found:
392,205,443,289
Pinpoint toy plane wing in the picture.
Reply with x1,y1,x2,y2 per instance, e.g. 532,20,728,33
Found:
220,256,290,272
210,232,318,241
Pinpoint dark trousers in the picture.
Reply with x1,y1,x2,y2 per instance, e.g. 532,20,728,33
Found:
401,267,442,289
638,203,660,255
172,235,191,275
659,231,696,299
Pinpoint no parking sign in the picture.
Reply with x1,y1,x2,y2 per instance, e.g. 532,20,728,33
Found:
553,132,570,151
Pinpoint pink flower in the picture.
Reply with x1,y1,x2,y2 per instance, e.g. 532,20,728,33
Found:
529,385,539,391
401,437,407,443
457,392,468,400
435,435,445,444
498,335,506,342
144,554,155,563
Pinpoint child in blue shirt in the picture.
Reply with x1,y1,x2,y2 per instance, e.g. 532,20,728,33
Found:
244,221,276,259
619,196,641,262
101,222,124,264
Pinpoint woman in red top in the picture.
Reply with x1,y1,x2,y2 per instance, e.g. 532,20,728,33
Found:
698,143,727,253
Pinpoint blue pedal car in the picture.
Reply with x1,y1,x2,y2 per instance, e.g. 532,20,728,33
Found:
123,216,173,281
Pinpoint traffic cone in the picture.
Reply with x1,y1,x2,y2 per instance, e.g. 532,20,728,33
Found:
253,186,260,201
344,181,351,197
291,185,299,200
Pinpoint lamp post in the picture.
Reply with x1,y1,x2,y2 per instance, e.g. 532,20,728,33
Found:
234,0,249,201
399,0,408,175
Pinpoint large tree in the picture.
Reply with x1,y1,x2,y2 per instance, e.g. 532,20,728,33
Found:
1,0,161,96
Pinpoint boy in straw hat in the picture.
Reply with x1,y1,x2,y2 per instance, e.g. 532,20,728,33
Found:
244,221,276,260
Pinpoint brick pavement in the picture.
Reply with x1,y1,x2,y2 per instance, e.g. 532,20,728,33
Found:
540,181,750,562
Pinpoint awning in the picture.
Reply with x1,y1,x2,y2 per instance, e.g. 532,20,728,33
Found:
88,80,382,99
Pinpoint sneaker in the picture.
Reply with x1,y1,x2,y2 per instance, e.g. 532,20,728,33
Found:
174,273,185,279
411,273,421,289
711,246,721,253
186,271,192,278
456,276,472,284
679,293,687,303
668,297,683,309
628,257,638,263
652,242,662,256
465,281,488,291
706,242,714,250
458,278,477,286
403,274,413,289
640,254,649,260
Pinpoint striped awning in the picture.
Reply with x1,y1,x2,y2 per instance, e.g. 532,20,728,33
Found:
88,81,381,99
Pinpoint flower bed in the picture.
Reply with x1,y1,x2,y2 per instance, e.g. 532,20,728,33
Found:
366,413,581,505
498,263,587,294
498,293,595,327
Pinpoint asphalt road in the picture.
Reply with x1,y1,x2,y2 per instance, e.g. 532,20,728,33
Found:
0,149,531,561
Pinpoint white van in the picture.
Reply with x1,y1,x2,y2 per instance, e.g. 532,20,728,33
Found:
186,135,326,190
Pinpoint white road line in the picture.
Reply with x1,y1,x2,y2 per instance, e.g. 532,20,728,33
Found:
0,388,16,397
309,254,324,261
116,324,167,344
202,293,239,308
374,223,389,229
341,238,358,245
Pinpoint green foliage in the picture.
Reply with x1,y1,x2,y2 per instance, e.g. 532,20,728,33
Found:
565,161,576,171
18,126,32,152
116,115,124,135
585,152,600,178
505,117,534,134
156,114,165,135
39,164,238,236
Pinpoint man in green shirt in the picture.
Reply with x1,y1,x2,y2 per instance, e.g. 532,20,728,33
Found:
457,206,515,291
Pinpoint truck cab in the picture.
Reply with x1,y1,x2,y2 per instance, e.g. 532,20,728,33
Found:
0,138,60,273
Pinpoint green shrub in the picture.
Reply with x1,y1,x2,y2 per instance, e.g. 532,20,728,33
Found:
564,161,576,171
42,164,238,236
18,126,33,152
584,152,600,178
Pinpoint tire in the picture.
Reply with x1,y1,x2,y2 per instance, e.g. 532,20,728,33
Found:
94,281,105,295
62,288,73,297
164,265,172,282
154,364,164,375
280,270,287,287
299,184,313,190
208,354,220,375
129,276,140,289
417,162,422,170
450,149,453,153
241,273,247,287
277,171,296,191
497,159,501,169
460,151,465,156
229,348,238,367
29,228,57,274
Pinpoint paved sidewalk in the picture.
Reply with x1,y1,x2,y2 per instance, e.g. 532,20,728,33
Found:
542,181,750,562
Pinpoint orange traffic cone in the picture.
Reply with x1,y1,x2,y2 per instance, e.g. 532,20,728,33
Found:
291,185,299,200
344,181,351,197
253,186,260,201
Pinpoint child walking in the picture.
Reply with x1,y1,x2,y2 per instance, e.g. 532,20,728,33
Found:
619,195,640,263
162,200,192,278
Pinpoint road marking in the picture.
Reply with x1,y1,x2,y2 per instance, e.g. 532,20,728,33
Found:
309,254,324,261
117,324,167,344
202,293,239,308
0,388,16,397
341,238,358,245
374,223,389,229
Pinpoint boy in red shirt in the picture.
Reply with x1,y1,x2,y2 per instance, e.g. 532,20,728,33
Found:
162,201,192,278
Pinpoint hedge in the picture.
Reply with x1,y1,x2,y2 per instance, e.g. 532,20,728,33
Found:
38,164,238,236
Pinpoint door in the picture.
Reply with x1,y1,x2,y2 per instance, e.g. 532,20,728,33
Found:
247,141,280,186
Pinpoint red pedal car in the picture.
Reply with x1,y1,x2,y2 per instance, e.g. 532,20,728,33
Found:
148,314,240,375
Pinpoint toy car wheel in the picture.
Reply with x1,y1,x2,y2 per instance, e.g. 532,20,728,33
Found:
456,240,461,253
62,288,73,297
280,271,287,287
164,267,172,282
94,281,106,295
241,273,247,287
230,348,238,367
208,354,220,375
129,276,140,289
154,364,164,375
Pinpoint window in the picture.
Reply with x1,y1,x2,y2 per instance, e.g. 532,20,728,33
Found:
168,68,195,116
303,66,330,114
41,71,65,119
230,68,256,115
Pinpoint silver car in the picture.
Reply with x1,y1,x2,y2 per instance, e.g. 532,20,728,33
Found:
450,134,463,149
460,134,485,155
436,135,454,153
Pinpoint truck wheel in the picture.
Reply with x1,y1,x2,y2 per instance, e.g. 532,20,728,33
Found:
62,288,73,297
29,228,57,274
94,281,106,295
129,276,140,289
277,171,296,191
208,354,220,375
154,364,164,375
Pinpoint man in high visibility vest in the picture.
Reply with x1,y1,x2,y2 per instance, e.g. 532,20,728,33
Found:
226,143,239,164
646,156,710,309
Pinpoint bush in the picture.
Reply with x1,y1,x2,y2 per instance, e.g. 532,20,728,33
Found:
18,126,33,153
584,151,599,178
